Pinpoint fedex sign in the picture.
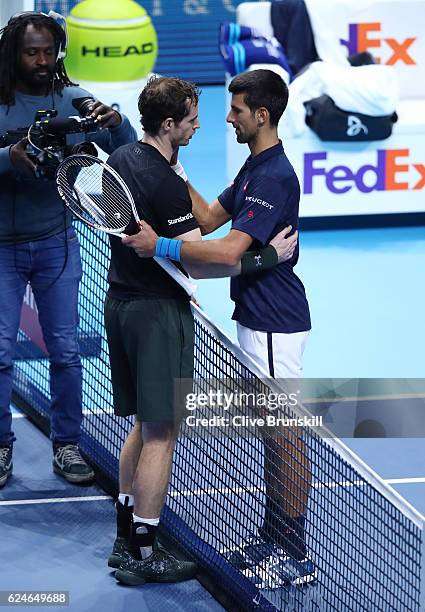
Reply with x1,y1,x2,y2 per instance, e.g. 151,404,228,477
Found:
304,150,425,195
340,23,417,65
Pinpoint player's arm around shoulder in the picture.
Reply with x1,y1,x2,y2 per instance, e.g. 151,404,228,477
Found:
170,154,231,235
123,223,252,279
187,182,231,236
176,229,253,279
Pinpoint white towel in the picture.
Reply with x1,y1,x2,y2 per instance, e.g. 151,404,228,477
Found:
282,61,399,137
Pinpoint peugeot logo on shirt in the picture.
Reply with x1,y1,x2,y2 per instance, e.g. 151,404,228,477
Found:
245,196,274,210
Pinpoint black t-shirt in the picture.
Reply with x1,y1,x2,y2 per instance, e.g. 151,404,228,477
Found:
106,142,199,300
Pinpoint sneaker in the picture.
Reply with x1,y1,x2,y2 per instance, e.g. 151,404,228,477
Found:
0,446,12,488
108,536,129,569
227,533,276,571
115,549,197,586
53,444,94,484
228,533,317,588
108,500,133,569
243,553,318,589
108,535,170,570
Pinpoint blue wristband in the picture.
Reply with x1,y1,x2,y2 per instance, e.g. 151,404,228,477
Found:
155,237,168,258
155,237,182,262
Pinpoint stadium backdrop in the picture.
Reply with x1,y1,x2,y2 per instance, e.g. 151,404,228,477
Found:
35,0,246,84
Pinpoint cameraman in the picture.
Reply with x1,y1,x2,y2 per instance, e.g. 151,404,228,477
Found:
0,12,137,488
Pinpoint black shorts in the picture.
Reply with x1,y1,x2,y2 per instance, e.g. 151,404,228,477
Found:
104,295,194,422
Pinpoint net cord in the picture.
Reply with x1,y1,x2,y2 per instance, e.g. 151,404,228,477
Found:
421,533,425,609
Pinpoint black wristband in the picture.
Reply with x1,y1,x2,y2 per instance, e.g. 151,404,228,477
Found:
240,245,278,275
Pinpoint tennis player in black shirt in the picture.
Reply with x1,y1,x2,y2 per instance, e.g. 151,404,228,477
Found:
105,77,201,585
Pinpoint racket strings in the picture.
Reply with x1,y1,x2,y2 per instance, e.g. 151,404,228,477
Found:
56,157,134,232
56,154,197,297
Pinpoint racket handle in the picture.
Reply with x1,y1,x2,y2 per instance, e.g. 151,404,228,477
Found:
153,256,197,297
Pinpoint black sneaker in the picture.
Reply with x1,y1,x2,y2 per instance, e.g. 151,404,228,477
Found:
0,446,12,488
108,536,129,569
108,500,133,568
108,536,169,569
115,549,197,586
108,537,175,569
53,444,94,484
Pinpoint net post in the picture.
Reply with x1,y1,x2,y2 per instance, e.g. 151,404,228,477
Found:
420,527,425,611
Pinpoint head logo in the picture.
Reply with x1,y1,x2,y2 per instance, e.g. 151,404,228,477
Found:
247,210,254,219
340,23,417,65
304,150,425,195
81,43,154,58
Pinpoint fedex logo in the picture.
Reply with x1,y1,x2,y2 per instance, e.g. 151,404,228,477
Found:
340,23,417,65
304,150,425,195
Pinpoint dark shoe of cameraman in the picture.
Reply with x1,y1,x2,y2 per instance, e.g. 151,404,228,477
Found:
0,445,13,488
53,443,94,484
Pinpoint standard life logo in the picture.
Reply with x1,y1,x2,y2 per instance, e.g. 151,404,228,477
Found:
304,150,425,194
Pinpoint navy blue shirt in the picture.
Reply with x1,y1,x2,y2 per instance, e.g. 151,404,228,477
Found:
218,142,311,333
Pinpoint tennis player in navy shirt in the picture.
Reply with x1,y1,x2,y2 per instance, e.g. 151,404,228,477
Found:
124,69,315,588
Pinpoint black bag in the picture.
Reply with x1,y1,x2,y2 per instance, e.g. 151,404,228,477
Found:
304,95,398,141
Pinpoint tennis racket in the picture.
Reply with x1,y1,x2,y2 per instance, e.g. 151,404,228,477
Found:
55,154,196,297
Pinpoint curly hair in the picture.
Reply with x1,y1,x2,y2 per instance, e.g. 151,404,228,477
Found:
0,13,76,106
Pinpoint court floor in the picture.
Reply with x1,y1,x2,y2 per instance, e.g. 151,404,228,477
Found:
0,408,223,612
2,407,423,611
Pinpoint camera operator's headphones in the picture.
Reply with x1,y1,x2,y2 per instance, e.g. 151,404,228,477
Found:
8,10,68,61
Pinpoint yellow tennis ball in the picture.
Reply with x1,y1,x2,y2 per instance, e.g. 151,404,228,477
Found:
65,0,158,82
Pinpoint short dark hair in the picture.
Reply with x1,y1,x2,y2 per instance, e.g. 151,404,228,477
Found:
0,13,75,106
228,69,289,126
138,76,200,135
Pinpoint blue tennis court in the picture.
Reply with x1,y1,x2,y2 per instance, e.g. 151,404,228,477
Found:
0,406,222,612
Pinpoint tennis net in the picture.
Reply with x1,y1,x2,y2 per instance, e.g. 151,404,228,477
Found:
13,224,425,611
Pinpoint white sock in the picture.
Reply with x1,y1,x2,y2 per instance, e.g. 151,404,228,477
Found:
132,514,160,526
118,493,134,507
132,515,160,560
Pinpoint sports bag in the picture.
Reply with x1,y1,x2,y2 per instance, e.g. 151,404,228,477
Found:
304,94,398,141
